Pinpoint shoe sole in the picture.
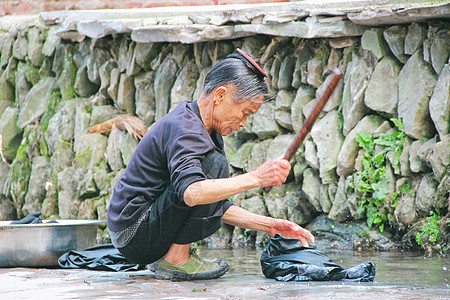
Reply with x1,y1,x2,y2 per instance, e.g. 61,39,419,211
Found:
152,260,229,281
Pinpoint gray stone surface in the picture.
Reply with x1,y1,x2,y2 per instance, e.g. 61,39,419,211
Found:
278,55,295,90
170,60,199,111
305,140,319,170
17,77,57,129
74,133,108,171
74,103,92,152
302,168,322,212
27,27,45,67
337,115,385,177
414,173,439,217
58,50,77,100
342,51,372,136
116,74,136,115
394,177,420,228
274,90,294,130
252,101,281,140
247,139,271,172
409,139,430,174
74,64,99,98
306,57,324,88
45,100,77,156
430,30,450,75
364,56,401,115
57,167,81,219
429,64,449,139
317,72,344,113
311,110,343,184
285,182,317,225
361,28,389,59
229,141,255,171
0,107,22,162
23,156,51,215
328,176,351,221
154,57,177,121
12,33,28,60
135,72,156,127
266,134,295,161
428,134,450,180
405,22,427,55
398,50,437,140
90,105,121,127
383,25,409,64
291,85,315,132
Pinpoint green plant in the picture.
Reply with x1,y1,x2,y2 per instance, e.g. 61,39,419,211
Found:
416,212,441,247
349,118,406,233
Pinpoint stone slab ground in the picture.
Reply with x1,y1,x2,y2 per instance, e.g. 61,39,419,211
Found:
1,267,449,299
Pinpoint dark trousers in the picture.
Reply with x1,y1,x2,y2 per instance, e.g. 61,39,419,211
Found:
117,150,232,265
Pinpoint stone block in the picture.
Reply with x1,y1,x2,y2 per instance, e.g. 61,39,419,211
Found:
154,57,177,121
361,28,389,59
364,55,401,115
0,107,22,162
135,71,156,127
252,101,281,140
429,64,450,139
170,60,198,111
27,27,45,67
17,77,57,129
274,90,294,130
117,73,136,115
383,25,409,64
404,22,426,55
311,110,344,184
430,30,450,75
398,50,437,140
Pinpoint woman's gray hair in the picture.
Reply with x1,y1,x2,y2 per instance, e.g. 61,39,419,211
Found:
201,53,270,103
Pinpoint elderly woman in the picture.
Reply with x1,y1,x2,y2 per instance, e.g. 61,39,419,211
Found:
107,49,314,281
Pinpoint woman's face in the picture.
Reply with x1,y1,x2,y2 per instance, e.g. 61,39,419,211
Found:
211,85,263,136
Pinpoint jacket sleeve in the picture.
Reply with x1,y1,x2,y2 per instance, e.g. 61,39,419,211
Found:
166,133,212,202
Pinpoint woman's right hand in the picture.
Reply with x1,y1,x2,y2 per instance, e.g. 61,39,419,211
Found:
250,158,291,188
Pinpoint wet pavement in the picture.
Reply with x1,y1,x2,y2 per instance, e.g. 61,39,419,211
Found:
1,247,449,299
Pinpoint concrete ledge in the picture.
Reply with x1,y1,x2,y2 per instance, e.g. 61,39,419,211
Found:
1,1,449,43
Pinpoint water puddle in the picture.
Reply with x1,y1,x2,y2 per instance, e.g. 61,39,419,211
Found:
198,246,450,287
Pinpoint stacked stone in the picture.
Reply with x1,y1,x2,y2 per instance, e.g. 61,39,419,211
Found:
0,20,448,250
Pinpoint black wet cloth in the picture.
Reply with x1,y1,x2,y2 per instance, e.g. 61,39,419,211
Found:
10,212,58,224
10,212,43,224
261,234,376,282
58,244,145,272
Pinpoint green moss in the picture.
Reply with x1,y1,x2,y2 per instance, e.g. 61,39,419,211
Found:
24,62,40,85
74,147,92,170
40,109,55,133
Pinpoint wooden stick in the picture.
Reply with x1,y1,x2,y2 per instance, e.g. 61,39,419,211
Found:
264,68,343,192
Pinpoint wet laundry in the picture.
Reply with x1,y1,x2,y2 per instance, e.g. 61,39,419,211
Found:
261,234,376,282
58,244,146,272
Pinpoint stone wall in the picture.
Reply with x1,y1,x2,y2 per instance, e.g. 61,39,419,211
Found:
0,13,448,251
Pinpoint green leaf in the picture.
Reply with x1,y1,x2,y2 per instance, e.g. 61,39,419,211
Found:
356,132,373,145
391,118,404,131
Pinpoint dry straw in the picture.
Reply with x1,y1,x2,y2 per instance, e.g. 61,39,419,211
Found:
83,114,147,162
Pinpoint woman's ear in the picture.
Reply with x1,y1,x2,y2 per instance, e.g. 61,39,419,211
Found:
213,86,227,105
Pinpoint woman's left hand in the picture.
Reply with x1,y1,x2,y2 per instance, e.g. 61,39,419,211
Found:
270,219,315,247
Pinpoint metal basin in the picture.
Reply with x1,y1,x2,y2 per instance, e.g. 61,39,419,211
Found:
0,220,105,267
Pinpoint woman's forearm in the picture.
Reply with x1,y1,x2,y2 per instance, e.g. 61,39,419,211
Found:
183,172,260,207
222,205,273,233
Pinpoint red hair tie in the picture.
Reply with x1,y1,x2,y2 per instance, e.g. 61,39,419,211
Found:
236,48,267,78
